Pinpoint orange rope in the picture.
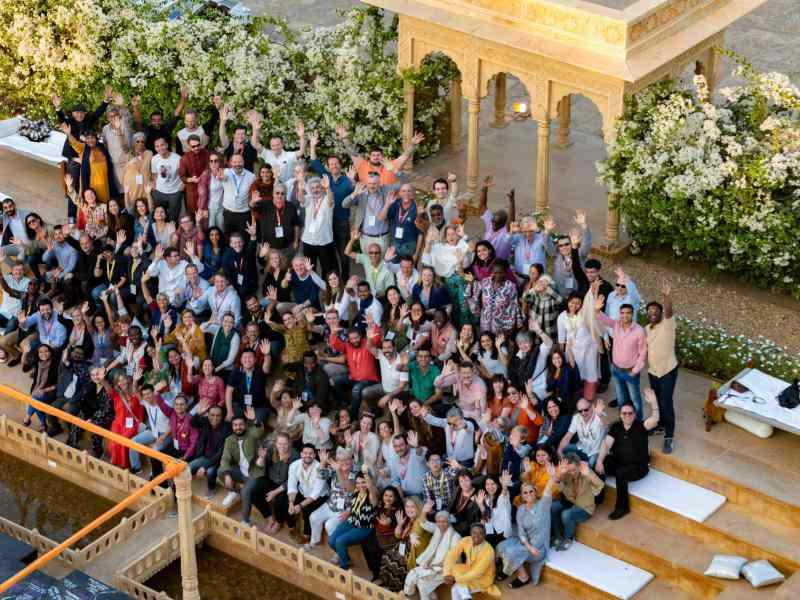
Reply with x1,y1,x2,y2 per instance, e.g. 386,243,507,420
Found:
0,463,183,593
0,384,188,593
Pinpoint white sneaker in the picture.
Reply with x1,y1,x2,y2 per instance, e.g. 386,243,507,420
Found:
221,491,239,509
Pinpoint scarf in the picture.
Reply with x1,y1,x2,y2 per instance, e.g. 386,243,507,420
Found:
80,141,119,198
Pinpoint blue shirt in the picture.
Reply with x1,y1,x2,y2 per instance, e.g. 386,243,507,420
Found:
387,200,419,245
42,242,78,279
309,159,354,223
605,279,642,327
509,232,547,275
21,313,67,349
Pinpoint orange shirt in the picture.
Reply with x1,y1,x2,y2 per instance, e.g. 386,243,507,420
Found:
356,158,400,186
517,407,543,444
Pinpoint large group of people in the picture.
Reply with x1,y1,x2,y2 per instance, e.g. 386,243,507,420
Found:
0,87,680,598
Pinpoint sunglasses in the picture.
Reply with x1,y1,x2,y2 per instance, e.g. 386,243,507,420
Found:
368,250,381,254
558,243,571,248
209,158,219,163
578,407,591,413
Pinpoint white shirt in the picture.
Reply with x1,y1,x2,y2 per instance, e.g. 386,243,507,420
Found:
426,240,471,278
259,148,298,183
177,126,208,153
287,459,328,499
222,168,256,213
151,153,183,194
300,194,333,246
238,439,250,477
191,285,242,327
0,274,29,318
146,257,201,304
378,354,409,394
567,412,607,458
143,401,170,436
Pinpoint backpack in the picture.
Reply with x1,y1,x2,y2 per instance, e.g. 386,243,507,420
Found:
778,380,800,409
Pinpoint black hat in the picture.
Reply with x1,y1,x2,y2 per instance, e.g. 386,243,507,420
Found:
72,104,88,113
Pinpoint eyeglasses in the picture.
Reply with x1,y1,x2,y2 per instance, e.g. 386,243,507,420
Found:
616,284,627,289
134,139,145,144
368,250,381,254
274,192,285,196
209,158,219,163
558,243,571,248
578,407,591,413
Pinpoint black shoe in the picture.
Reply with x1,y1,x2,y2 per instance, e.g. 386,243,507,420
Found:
8,357,21,367
597,383,609,394
46,424,63,437
609,507,630,520
648,426,665,437
608,399,618,408
662,438,674,454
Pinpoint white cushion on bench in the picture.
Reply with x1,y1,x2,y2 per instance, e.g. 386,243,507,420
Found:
606,468,726,523
0,130,66,167
545,540,653,599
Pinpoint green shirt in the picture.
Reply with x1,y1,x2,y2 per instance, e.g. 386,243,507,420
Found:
409,360,441,403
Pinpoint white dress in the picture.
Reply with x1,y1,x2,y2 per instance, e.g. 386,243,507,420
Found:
557,311,599,383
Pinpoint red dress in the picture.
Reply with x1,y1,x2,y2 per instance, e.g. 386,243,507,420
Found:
109,390,144,468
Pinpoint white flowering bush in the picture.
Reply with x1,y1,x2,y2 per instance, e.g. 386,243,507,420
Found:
598,56,800,297
1,1,455,159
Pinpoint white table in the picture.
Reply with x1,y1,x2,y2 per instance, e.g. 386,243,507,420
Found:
716,368,800,436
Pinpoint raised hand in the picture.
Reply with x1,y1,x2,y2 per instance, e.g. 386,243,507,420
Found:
574,209,587,228
407,430,418,448
309,130,319,148
52,93,62,108
259,242,270,258
543,217,556,233
594,294,606,311
411,131,425,145
116,229,126,246
321,174,330,191
154,244,164,261
482,175,494,188
568,228,582,248
295,121,305,139
266,286,278,302
335,124,348,139
644,388,657,406
184,240,195,257
244,405,256,422
258,339,270,357
500,469,512,489
384,245,396,262
661,281,671,296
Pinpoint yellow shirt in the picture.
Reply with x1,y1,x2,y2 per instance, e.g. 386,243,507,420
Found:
646,316,677,377
444,537,500,596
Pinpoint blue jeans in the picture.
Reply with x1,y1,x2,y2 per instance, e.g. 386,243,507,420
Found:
649,367,678,438
328,521,372,569
91,283,108,304
27,392,49,426
550,501,590,540
189,456,220,492
611,365,643,420
129,430,172,472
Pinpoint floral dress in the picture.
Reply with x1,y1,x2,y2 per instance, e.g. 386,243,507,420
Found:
465,278,521,335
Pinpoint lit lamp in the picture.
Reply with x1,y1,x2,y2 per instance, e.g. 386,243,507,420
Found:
512,100,530,120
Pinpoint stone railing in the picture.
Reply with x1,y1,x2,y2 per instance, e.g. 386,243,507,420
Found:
119,509,210,584
115,574,174,600
0,516,84,568
207,511,403,600
80,493,172,563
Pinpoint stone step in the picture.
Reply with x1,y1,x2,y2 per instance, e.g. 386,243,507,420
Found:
634,578,696,600
576,503,776,599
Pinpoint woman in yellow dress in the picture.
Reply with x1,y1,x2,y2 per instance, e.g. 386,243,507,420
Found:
59,122,118,204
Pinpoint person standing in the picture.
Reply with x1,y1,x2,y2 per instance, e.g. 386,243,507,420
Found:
179,134,209,215
300,175,336,276
645,283,677,454
131,90,187,152
150,138,184,223
102,99,134,193
221,154,255,237
595,391,660,519
594,294,648,420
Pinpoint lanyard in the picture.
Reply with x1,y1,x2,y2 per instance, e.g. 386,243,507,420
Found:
275,204,284,227
397,202,412,224
212,289,229,317
244,371,253,393
40,316,55,341
232,172,243,197
106,259,115,282
145,404,160,431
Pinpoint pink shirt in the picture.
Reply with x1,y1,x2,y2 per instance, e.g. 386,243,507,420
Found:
596,312,647,374
433,372,487,420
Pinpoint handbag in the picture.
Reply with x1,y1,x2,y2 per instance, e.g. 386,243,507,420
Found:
777,380,800,409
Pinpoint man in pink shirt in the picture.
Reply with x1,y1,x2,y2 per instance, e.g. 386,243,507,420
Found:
433,360,487,420
594,297,647,420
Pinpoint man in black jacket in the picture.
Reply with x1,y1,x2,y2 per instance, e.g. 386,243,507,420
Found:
189,402,232,499
298,351,331,413
49,346,91,444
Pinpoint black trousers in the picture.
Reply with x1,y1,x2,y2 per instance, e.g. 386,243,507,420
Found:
604,456,648,510
223,209,250,238
332,219,351,280
302,242,337,278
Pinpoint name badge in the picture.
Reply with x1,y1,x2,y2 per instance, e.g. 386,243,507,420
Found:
335,497,345,511
173,437,180,450
126,364,134,377
237,273,244,286
565,276,575,289
275,226,284,238
125,417,134,429
366,215,376,227
130,283,137,295
244,394,253,406
394,227,404,239
398,543,406,557
485,522,495,534
135,174,144,185
435,498,443,511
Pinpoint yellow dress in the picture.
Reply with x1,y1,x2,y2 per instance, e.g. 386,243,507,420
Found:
68,137,111,203
444,537,501,596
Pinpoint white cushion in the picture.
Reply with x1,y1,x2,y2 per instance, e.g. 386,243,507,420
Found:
605,468,726,523
741,560,784,588
724,410,774,439
704,555,748,580
545,541,653,599
0,131,66,166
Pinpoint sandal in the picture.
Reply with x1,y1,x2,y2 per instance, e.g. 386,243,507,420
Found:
508,578,530,589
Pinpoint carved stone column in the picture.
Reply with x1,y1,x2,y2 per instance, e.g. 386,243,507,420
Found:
175,467,201,600
704,44,725,96
491,73,508,129
556,95,572,148
450,76,462,151
466,98,481,194
535,118,551,212
403,79,415,174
